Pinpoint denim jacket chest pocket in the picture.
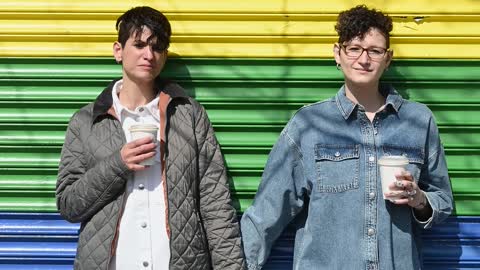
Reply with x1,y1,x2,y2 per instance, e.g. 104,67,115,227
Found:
314,144,360,193
382,145,425,181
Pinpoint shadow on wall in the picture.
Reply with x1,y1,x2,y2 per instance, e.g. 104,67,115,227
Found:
162,52,244,211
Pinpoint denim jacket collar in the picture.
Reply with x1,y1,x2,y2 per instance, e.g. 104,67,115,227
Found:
335,84,404,120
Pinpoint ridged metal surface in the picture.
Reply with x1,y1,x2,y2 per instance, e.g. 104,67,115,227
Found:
0,213,478,269
0,58,478,215
0,0,479,58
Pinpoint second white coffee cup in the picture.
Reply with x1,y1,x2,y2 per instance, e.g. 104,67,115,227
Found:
378,155,409,200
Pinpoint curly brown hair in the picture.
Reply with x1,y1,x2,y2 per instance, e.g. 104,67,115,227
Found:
335,5,393,48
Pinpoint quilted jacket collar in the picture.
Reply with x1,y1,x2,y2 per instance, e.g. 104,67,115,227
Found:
92,77,188,121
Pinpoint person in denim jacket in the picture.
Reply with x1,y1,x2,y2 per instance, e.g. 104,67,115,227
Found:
241,5,453,270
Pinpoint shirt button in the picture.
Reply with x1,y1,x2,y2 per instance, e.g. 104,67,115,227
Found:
143,261,149,267
369,156,375,162
369,192,375,200
139,107,144,112
368,228,375,236
141,222,147,228
334,152,341,157
138,183,145,190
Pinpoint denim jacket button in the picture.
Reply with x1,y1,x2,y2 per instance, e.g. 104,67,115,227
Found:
334,151,341,157
369,156,375,162
369,192,375,199
367,228,375,236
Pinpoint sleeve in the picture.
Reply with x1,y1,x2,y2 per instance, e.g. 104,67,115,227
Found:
240,123,308,270
194,104,246,270
414,114,454,228
56,112,131,223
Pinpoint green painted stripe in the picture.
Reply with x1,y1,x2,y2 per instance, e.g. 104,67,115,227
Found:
1,58,479,81
0,146,475,171
0,102,478,126
0,58,479,215
2,81,480,104
0,124,479,149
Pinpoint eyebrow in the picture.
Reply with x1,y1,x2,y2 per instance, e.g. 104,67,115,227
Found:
346,44,387,49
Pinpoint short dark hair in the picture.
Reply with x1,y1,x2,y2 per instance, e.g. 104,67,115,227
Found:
335,5,393,48
115,6,171,50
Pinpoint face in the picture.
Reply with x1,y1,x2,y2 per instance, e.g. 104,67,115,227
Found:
113,27,167,84
334,28,393,87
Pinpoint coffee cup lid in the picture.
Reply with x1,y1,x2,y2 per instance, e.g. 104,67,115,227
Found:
129,124,158,131
378,155,409,166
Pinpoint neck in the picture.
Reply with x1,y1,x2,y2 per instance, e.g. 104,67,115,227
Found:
118,78,156,110
344,81,385,113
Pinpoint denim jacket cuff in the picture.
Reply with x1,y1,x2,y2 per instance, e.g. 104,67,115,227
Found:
247,262,262,270
412,192,435,228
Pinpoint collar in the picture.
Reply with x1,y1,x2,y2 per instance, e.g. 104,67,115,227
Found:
111,80,161,122
335,84,404,120
92,77,188,122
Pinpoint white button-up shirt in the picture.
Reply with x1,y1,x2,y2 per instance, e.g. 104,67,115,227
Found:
109,80,170,270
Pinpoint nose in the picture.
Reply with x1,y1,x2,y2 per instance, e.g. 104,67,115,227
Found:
357,49,370,64
142,46,154,60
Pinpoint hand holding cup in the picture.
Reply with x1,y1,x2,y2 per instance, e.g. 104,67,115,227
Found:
379,155,427,209
121,124,158,171
385,171,428,209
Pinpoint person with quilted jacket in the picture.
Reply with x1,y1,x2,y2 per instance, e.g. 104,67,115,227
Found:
56,6,245,270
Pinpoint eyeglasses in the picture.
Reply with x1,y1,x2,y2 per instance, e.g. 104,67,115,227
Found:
340,44,389,60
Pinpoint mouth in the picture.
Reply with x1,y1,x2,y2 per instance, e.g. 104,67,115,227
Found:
354,68,373,73
139,65,154,70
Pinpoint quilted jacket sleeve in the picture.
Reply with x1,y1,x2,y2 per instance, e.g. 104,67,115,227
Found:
193,101,246,269
56,110,131,223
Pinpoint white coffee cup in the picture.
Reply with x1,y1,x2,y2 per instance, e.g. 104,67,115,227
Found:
378,155,409,200
129,124,158,166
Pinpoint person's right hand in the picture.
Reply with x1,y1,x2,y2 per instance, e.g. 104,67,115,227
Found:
120,137,157,171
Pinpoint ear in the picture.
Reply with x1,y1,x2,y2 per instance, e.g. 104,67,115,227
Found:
385,49,394,69
113,41,123,63
333,43,341,65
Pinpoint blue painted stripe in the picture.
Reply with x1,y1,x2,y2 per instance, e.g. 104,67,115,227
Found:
0,213,479,269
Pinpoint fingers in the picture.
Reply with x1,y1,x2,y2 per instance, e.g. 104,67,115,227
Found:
126,136,154,148
121,138,157,171
388,171,414,191
384,172,426,208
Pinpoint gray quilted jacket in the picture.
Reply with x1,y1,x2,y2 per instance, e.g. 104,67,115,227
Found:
56,79,245,270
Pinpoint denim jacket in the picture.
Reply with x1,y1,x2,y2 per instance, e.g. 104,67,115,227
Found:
241,85,453,270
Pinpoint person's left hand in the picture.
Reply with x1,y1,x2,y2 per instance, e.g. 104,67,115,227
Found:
384,171,427,209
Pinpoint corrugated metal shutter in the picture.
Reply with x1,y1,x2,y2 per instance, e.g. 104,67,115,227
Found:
0,0,479,268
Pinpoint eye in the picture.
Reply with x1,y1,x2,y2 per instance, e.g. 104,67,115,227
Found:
369,48,385,55
133,41,147,49
347,46,362,52
152,44,165,52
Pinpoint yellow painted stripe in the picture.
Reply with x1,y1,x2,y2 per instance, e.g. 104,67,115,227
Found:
1,16,479,37
1,40,479,59
1,0,479,58
1,0,479,14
